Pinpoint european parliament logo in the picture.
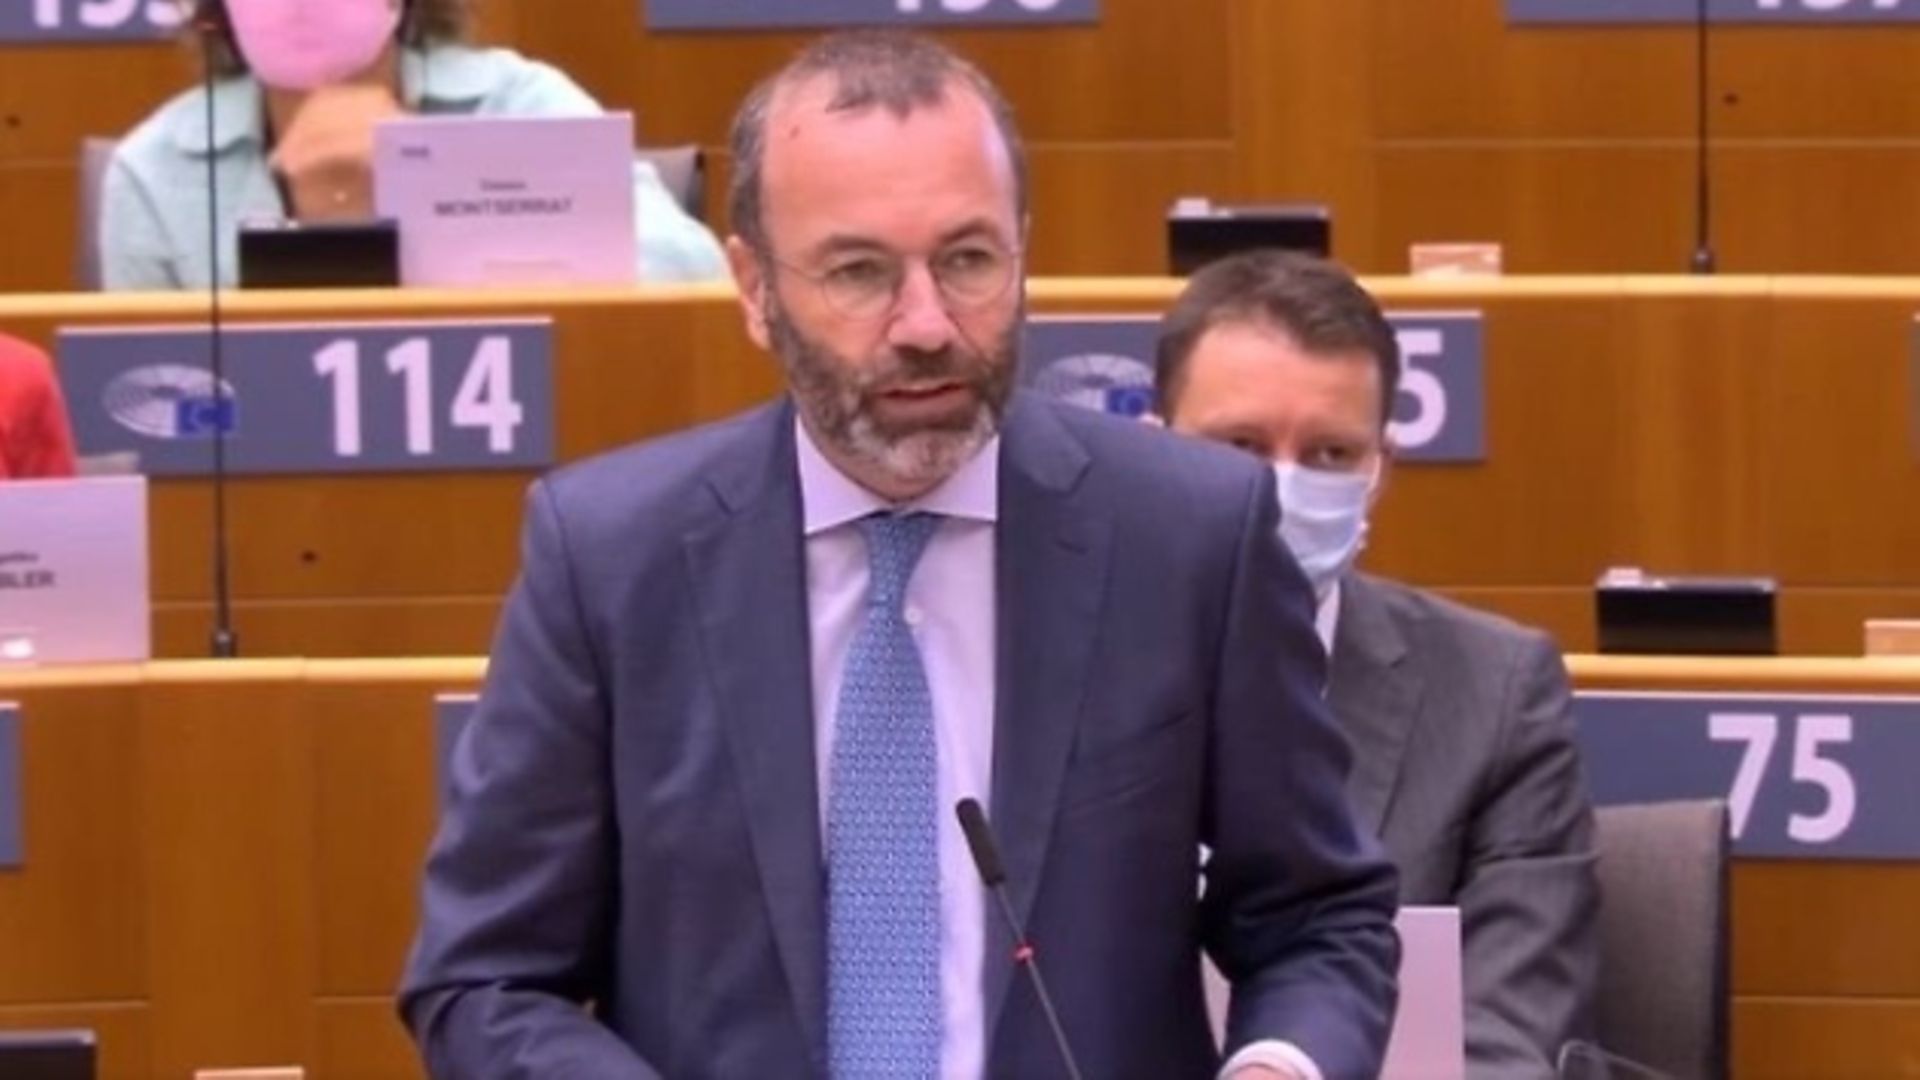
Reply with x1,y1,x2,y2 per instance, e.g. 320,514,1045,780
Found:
102,364,238,440
1031,352,1157,419
1022,317,1161,420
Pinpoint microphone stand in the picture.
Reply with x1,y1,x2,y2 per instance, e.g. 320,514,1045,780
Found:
1689,0,1718,274
197,19,239,657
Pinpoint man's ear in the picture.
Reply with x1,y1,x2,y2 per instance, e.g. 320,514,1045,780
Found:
727,236,772,350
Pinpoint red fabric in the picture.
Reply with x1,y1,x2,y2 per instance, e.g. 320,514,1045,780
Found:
0,334,78,480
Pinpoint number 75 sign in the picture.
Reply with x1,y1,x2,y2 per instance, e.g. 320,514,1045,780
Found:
56,320,555,476
1574,692,1920,859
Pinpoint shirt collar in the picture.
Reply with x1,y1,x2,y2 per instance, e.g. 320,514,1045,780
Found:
1315,578,1342,656
170,45,497,157
795,416,1000,537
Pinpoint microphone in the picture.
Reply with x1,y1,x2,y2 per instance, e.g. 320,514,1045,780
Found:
954,798,1084,1080
1688,0,1718,275
195,15,239,658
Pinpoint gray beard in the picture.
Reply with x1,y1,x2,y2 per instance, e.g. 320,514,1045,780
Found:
767,294,1018,493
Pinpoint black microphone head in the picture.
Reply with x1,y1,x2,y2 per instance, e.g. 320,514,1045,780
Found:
954,798,1007,886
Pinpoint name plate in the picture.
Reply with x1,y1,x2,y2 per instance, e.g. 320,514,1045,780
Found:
0,0,182,42
1575,691,1920,859
57,320,556,477
375,115,637,288
645,0,1101,30
0,703,19,870
0,477,150,665
1509,0,1920,23
1021,312,1487,463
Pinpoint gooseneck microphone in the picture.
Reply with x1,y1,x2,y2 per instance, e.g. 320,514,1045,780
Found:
954,798,1084,1080
1689,0,1718,275
195,15,239,658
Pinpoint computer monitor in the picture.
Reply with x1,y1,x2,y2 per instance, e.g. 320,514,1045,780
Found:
238,219,400,290
1595,569,1777,656
0,1030,96,1080
1167,199,1332,276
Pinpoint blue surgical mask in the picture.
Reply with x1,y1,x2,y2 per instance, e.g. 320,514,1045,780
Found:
1273,461,1377,601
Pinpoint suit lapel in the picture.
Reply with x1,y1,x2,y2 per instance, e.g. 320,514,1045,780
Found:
681,401,828,1068
1327,574,1422,831
984,397,1110,1040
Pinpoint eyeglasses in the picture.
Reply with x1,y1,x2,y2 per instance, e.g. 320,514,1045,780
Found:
768,242,1022,320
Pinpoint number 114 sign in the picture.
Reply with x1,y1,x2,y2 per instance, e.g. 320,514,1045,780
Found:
56,320,555,476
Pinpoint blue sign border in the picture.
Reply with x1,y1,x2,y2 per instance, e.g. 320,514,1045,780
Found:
1509,0,1920,23
644,0,1102,30
0,703,21,870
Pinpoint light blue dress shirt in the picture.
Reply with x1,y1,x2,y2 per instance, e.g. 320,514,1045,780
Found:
99,45,728,290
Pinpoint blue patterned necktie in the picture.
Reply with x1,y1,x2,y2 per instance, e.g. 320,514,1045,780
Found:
827,511,944,1080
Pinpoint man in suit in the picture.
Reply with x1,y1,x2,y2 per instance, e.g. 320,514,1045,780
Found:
1154,251,1600,1078
400,31,1398,1080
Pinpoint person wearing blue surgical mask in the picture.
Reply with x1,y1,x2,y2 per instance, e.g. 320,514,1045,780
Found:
1153,250,1600,1080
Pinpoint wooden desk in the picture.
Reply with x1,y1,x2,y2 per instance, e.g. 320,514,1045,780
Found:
4,275,1920,658
1,655,1918,1077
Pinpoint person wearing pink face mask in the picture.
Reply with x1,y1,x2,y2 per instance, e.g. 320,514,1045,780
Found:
99,0,726,290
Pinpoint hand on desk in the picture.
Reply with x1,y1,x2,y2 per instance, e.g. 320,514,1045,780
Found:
271,83,404,222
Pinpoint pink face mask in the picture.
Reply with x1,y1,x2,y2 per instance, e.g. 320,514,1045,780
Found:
225,0,402,91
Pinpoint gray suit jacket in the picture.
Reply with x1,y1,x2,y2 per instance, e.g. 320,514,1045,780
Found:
400,394,1400,1080
1329,573,1599,1079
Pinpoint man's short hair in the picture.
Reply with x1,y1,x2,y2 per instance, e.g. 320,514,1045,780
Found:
727,29,1028,257
1154,251,1401,427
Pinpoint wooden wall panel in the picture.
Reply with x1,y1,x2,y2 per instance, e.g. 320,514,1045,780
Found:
1024,147,1239,277
0,680,146,1003
141,667,316,1079
7,278,1920,657
1368,147,1700,274
6,1,1920,284
0,1004,151,1080
509,0,1234,146
1761,290,1920,585
311,675,465,997
154,600,501,661
1733,863,1920,997
1227,0,1379,267
1373,5,1691,140
4,660,1920,1077
1712,26,1920,139
0,165,81,292
314,999,423,1080
1716,147,1920,273
0,43,187,160
1732,999,1920,1079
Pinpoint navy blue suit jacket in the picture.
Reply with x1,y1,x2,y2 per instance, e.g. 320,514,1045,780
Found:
400,393,1399,1079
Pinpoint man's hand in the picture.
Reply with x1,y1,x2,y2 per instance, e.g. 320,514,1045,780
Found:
270,83,404,221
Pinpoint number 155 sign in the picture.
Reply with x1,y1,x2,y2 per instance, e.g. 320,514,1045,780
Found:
2,0,183,42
